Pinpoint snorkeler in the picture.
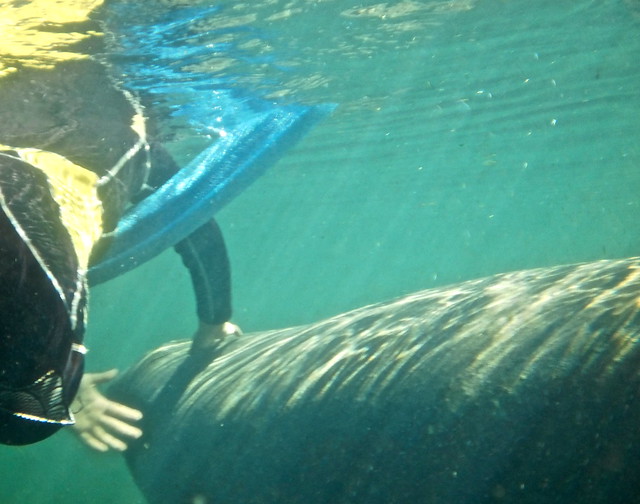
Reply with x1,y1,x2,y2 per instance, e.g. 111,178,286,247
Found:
0,2,239,447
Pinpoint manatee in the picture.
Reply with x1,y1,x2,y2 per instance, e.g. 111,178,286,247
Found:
110,257,640,504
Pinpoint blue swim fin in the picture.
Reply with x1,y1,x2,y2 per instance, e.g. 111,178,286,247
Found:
88,2,334,284
88,102,332,285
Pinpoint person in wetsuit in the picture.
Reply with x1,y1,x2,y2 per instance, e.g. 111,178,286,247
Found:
0,2,239,449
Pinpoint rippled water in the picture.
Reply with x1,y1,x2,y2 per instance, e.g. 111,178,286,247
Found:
1,0,639,502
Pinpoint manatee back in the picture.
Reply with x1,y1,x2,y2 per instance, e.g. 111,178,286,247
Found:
110,257,640,504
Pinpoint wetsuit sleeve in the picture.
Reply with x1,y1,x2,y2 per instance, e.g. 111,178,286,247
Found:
173,219,232,325
143,143,233,326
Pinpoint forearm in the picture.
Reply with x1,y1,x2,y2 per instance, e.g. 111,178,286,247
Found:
174,219,232,325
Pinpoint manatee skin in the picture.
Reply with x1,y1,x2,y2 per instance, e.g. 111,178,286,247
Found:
110,258,640,504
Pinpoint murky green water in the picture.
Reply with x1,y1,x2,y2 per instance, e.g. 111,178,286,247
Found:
1,0,639,502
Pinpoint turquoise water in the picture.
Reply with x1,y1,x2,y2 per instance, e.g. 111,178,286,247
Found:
1,0,639,502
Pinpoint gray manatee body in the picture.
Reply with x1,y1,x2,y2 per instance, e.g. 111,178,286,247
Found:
110,257,640,504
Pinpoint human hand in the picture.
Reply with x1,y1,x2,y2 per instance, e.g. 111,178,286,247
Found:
191,321,242,353
70,369,143,452
219,321,243,338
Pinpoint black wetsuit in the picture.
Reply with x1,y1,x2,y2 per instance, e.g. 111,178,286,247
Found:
0,3,233,445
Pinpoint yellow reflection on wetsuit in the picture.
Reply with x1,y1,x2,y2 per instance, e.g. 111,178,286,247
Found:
0,145,103,272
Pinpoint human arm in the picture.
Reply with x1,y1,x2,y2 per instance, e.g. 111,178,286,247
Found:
174,218,242,354
73,218,238,452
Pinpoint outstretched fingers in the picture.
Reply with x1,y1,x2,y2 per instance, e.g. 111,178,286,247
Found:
71,370,144,452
